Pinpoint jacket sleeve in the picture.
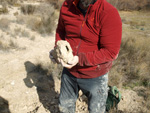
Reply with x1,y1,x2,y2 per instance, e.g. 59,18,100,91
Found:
55,7,66,45
78,9,122,66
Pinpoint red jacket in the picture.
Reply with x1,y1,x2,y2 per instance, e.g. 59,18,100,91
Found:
55,0,122,78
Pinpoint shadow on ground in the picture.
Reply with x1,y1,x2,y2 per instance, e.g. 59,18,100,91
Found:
23,61,60,113
0,96,11,113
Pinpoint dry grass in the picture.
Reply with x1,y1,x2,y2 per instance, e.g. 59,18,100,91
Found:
0,36,18,51
21,29,30,38
107,0,150,11
46,0,64,9
21,4,36,15
0,18,10,31
109,11,150,112
33,3,57,34
0,0,18,5
110,11,150,86
0,6,8,14
18,3,58,34
0,18,19,51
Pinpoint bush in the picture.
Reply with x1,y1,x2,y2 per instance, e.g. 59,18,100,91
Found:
109,36,150,87
109,12,150,112
46,0,64,9
109,36,150,112
107,0,149,11
19,3,57,34
0,18,10,31
0,0,18,5
0,5,8,14
21,4,36,15
34,3,56,34
0,37,18,51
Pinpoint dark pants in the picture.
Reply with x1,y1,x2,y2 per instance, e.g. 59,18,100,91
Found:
59,68,108,113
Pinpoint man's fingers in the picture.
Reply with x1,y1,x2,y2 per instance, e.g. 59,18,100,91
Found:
60,59,66,66
60,59,72,69
60,56,79,69
68,56,79,65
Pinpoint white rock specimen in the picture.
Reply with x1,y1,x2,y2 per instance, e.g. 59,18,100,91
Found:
52,40,74,63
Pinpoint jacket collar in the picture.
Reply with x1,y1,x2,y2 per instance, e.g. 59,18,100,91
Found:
73,0,79,6
73,0,104,11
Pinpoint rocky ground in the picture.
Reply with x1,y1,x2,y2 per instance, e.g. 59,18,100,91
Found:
0,1,148,113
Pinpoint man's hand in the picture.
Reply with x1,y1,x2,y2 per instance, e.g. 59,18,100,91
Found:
60,56,79,69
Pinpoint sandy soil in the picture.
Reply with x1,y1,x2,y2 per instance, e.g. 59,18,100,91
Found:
0,1,147,113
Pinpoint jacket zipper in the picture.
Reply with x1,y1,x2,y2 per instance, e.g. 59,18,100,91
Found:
77,8,90,55
76,18,85,55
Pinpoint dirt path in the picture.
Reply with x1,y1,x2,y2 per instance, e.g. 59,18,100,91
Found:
0,30,147,113
0,31,57,113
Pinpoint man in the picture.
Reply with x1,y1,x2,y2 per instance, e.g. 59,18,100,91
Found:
50,0,122,112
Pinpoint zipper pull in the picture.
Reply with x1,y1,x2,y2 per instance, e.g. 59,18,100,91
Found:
82,20,85,27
